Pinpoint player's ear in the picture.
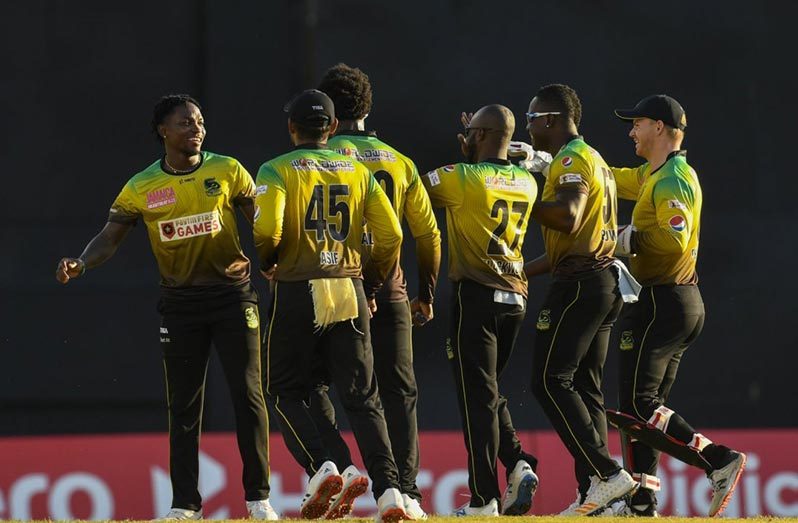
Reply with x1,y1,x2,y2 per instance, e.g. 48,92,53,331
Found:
328,117,339,137
287,119,294,135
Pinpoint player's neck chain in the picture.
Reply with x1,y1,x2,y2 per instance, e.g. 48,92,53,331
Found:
164,156,199,174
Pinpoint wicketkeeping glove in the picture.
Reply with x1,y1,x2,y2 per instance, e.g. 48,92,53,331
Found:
508,141,552,172
616,224,637,257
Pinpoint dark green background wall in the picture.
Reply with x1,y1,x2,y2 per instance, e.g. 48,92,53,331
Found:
1,0,794,434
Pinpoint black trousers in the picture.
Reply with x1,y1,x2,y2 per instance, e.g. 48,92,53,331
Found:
263,279,400,498
531,267,623,488
159,285,270,510
310,300,422,500
449,280,537,508
617,284,706,486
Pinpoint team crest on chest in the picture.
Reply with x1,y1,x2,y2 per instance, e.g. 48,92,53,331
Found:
204,178,222,196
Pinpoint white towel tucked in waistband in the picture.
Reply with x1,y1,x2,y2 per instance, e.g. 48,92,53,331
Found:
308,278,358,331
612,259,642,303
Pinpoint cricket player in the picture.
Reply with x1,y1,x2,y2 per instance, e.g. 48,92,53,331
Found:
254,89,408,523
611,94,746,517
522,83,637,515
309,63,442,520
422,104,540,517
56,95,277,520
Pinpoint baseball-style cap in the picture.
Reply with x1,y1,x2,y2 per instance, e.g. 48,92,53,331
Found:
284,89,335,125
614,94,687,130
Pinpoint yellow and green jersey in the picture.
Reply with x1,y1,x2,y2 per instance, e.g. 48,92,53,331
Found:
108,151,255,288
329,131,441,303
253,145,402,285
611,151,702,286
422,160,536,297
541,137,617,279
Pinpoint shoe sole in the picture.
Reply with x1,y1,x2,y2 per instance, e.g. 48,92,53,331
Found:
581,482,639,517
301,475,344,520
709,453,747,517
502,475,539,515
325,476,369,519
379,507,408,523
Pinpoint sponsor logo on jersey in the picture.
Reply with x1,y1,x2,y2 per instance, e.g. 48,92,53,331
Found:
204,178,222,196
536,309,551,331
559,173,583,185
290,158,355,172
255,185,268,196
146,187,177,209
620,330,634,350
668,199,687,210
158,211,221,242
253,205,261,222
244,307,259,329
561,156,573,167
442,165,455,172
669,215,686,232
350,149,397,162
335,147,356,157
484,175,532,191
426,171,441,187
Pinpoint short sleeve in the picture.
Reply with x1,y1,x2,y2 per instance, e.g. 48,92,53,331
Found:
651,176,695,251
108,181,141,224
547,154,591,195
421,164,464,208
231,160,256,205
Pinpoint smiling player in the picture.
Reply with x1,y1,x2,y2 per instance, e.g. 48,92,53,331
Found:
611,94,746,517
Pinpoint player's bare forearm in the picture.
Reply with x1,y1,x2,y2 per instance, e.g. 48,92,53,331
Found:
58,221,132,283
524,253,550,278
532,190,587,234
80,221,133,269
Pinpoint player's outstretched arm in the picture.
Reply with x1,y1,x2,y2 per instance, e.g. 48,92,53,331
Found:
531,190,588,234
56,221,133,284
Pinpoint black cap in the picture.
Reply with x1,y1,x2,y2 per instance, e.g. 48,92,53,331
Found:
614,94,687,131
284,89,335,125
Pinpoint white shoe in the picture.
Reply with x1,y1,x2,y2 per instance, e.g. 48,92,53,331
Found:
453,498,499,517
575,470,638,516
708,451,747,517
325,465,370,519
247,499,279,520
376,488,408,523
558,489,583,516
157,508,203,520
402,494,427,520
301,461,343,520
502,460,539,515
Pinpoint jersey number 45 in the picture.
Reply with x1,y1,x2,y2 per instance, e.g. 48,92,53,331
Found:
304,184,351,242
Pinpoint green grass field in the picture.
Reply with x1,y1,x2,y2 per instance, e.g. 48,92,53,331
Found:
2,518,796,523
